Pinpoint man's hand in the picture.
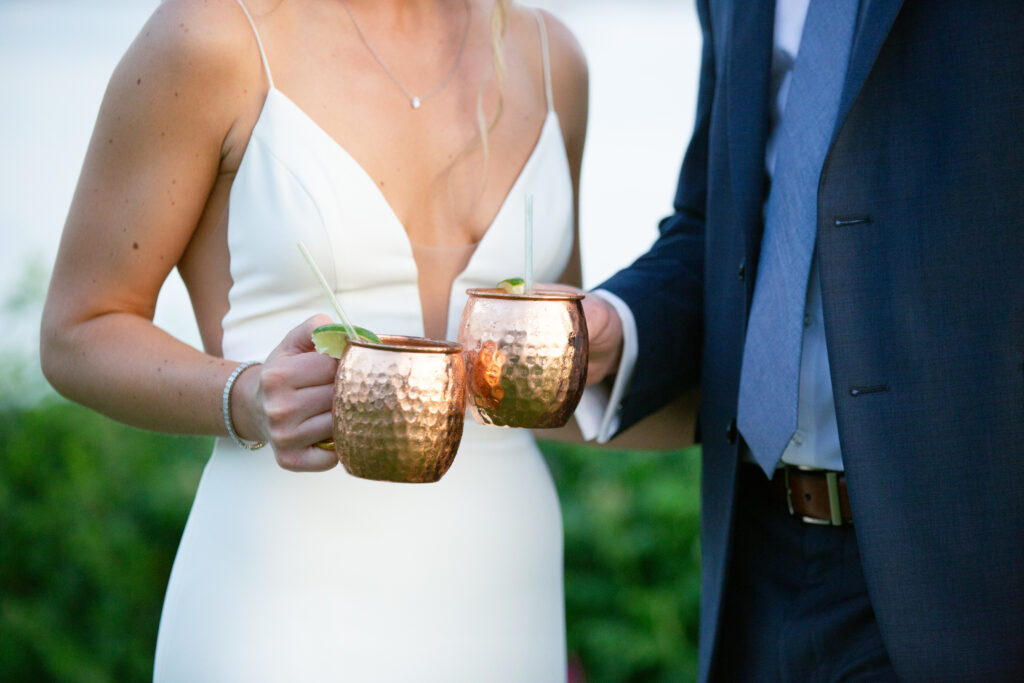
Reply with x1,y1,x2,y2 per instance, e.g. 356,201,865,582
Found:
538,284,625,386
581,293,624,385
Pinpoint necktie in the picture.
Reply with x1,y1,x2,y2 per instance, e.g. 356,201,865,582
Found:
736,0,859,475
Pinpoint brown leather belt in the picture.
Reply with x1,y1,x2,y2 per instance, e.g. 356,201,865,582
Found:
768,465,853,526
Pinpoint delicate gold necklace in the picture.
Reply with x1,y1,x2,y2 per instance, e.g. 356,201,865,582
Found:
339,0,472,110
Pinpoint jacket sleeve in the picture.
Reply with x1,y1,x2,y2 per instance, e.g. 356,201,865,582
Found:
598,0,715,434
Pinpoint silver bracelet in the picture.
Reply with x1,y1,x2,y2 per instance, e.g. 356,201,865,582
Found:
222,361,267,450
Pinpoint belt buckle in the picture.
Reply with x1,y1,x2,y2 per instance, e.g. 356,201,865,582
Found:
783,465,845,526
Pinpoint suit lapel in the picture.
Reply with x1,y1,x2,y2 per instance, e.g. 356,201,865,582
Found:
835,0,906,134
724,0,906,239
724,0,775,244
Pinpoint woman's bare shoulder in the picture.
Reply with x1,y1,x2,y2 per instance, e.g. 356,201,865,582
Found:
98,0,276,168
524,6,588,93
116,0,266,100
509,6,588,110
515,6,588,154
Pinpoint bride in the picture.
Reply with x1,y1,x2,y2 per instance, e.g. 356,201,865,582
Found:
40,0,587,679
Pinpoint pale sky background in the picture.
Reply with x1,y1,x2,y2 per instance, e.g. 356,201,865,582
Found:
0,0,701,398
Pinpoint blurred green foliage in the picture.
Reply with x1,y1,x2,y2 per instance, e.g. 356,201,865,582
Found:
0,400,701,682
540,439,702,682
0,400,209,682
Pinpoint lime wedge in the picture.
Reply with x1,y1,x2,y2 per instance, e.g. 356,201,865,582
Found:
312,323,381,359
497,277,526,294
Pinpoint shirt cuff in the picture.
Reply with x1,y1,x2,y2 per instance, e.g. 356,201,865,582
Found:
574,289,639,443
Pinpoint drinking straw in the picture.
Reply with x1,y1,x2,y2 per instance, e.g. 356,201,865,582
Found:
524,194,534,293
296,241,359,339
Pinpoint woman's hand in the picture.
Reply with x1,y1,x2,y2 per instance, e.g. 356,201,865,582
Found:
233,315,339,472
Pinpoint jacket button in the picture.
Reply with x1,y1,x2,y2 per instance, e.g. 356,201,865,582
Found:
726,419,738,444
738,259,746,282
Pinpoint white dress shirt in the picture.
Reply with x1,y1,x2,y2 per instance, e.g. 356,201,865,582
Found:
578,0,844,471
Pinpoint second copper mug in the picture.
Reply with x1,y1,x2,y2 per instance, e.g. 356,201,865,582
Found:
457,288,588,428
332,335,466,483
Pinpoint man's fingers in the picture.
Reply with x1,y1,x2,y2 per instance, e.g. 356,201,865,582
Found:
581,295,624,385
582,295,618,344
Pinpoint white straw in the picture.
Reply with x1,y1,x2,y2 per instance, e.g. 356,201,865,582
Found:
296,242,359,339
524,195,534,293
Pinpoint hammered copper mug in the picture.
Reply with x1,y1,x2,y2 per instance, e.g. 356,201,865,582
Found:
332,335,466,483
457,288,588,428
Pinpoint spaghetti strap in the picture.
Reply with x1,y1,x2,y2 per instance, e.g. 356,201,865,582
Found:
234,0,275,89
531,9,555,112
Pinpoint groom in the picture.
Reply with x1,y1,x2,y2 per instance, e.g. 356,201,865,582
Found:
583,0,1024,680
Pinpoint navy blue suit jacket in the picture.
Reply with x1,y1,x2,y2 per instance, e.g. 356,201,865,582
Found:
601,1,1024,679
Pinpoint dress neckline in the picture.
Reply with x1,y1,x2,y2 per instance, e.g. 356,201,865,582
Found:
261,86,560,265
234,85,567,339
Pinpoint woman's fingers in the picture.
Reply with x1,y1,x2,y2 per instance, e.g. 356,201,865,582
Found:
262,384,334,443
254,315,344,470
276,314,335,357
262,315,337,387
275,444,338,472
273,411,337,472
261,350,336,393
265,386,335,472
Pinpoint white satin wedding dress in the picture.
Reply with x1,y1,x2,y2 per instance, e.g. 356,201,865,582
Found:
152,4,574,682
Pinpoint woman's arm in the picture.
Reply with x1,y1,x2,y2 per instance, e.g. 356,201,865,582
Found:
42,2,240,432
39,0,337,470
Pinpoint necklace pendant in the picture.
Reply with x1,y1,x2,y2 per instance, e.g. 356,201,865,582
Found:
411,97,421,110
